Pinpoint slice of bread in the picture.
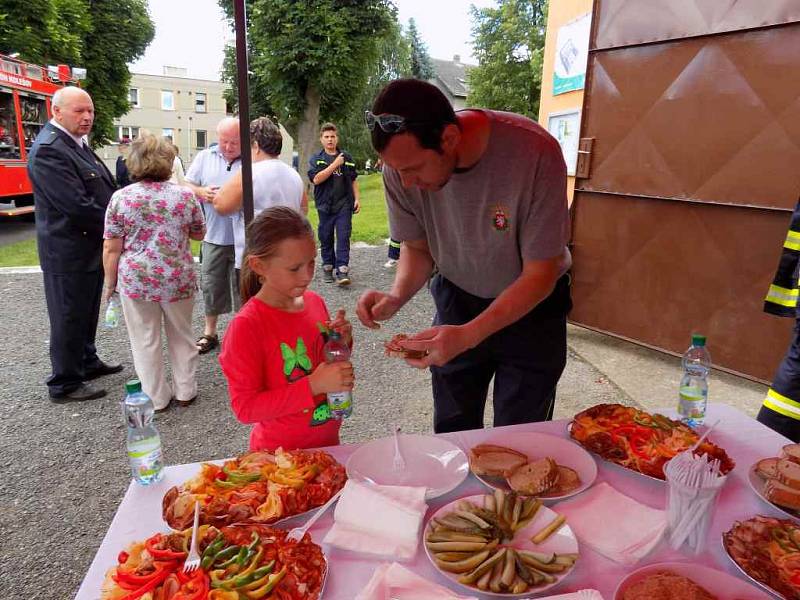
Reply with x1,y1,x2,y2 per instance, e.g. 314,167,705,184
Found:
469,449,528,478
540,465,581,497
384,334,428,360
777,458,800,490
755,457,779,480
782,444,800,465
506,457,559,495
765,478,800,510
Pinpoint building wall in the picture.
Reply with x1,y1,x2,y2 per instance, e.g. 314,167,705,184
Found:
539,0,593,203
97,72,295,175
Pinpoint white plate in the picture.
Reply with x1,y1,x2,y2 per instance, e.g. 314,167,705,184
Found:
614,561,772,599
346,433,469,499
424,493,578,598
471,432,598,501
747,462,800,522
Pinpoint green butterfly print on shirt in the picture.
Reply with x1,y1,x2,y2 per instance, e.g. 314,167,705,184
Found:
310,402,334,426
281,337,312,382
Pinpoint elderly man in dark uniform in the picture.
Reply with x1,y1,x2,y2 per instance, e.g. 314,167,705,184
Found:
27,86,123,402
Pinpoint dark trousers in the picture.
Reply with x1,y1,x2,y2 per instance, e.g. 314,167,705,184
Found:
42,270,103,395
430,274,572,433
317,206,352,269
758,317,800,441
388,238,401,260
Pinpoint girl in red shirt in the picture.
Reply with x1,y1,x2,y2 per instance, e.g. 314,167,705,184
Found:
219,207,353,451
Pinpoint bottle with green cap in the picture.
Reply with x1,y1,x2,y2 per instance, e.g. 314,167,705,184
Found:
678,334,711,427
123,379,163,485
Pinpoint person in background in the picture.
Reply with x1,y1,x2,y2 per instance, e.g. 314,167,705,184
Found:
214,116,307,278
184,117,242,355
102,132,206,412
385,239,400,269
758,196,800,441
357,79,572,434
168,140,185,186
115,137,132,188
27,86,122,402
219,207,353,451
307,122,360,286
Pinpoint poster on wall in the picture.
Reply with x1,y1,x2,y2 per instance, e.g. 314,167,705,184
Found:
553,11,591,95
548,110,581,176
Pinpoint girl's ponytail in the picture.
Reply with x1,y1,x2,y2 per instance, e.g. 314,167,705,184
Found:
239,206,314,304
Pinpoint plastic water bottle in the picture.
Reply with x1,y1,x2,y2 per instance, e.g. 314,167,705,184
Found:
678,334,711,427
123,379,164,485
324,331,353,419
104,294,121,329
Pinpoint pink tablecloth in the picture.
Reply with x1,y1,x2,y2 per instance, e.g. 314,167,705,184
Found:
75,403,787,599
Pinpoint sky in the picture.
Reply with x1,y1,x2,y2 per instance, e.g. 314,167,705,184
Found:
129,0,496,81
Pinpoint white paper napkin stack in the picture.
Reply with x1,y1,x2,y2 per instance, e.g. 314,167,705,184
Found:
323,480,427,560
555,482,666,565
355,562,478,600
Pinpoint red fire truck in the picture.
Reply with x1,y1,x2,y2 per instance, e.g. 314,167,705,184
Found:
0,54,83,217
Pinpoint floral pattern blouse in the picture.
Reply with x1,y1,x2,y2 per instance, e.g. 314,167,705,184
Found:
104,181,205,303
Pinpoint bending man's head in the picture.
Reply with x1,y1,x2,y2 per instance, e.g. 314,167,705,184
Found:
216,117,241,163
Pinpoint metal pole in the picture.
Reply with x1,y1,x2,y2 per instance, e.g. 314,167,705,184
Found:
233,0,253,227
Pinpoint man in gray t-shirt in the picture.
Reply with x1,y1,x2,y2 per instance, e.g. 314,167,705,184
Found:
356,79,572,433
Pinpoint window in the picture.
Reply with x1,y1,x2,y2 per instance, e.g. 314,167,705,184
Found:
0,91,21,159
161,90,174,110
195,92,207,113
117,126,140,142
195,130,207,148
128,88,140,107
162,128,174,142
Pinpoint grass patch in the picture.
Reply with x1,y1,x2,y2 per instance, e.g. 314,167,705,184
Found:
0,174,389,268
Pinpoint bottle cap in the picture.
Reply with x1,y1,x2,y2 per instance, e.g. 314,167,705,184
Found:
691,334,707,347
125,379,142,393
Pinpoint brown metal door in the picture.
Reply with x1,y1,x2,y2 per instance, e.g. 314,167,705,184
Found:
570,0,800,381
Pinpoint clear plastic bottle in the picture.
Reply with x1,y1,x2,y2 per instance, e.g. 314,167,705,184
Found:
323,331,353,419
123,379,164,485
104,293,121,329
677,334,711,427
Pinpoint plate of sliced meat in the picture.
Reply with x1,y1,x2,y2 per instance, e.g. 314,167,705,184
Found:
748,443,800,521
468,433,597,501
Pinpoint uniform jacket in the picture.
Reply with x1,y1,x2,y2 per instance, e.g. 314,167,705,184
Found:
765,198,800,318
27,122,116,272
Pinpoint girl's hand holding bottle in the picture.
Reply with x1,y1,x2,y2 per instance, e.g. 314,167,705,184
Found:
326,309,352,347
309,360,354,396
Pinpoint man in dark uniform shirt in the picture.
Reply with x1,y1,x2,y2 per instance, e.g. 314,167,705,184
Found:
27,86,123,402
115,137,132,188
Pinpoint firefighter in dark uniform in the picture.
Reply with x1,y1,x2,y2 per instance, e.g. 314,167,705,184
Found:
758,198,800,440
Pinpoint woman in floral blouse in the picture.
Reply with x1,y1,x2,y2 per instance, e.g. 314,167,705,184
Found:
103,132,205,412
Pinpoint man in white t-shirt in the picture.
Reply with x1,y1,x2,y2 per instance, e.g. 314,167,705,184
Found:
215,117,307,270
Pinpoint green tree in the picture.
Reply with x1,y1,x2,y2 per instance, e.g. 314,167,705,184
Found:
406,17,433,80
467,0,547,120
336,19,411,168
218,0,395,183
0,0,153,147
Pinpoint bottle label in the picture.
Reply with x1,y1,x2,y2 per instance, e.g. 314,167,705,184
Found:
128,439,163,480
327,391,352,412
678,386,707,419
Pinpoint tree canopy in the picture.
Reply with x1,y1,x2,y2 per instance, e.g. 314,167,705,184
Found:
467,0,547,120
218,0,396,182
0,0,153,146
406,17,434,80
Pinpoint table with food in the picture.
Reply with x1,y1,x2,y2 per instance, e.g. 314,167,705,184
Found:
77,402,800,599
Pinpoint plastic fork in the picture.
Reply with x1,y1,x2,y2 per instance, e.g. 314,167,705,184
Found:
183,500,201,573
286,488,343,542
392,426,406,472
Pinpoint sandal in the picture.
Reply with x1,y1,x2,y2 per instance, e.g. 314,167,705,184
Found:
176,395,197,408
196,334,219,354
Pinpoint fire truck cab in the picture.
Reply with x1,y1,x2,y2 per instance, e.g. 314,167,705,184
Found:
0,54,82,217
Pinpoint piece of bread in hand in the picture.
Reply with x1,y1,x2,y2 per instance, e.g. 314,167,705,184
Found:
506,457,560,495
384,333,427,359
469,444,528,478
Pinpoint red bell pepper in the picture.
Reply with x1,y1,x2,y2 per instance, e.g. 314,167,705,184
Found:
117,564,174,600
113,561,175,590
145,533,188,561
173,569,210,600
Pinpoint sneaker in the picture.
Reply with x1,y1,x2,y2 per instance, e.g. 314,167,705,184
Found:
322,265,335,283
383,258,398,269
336,266,351,286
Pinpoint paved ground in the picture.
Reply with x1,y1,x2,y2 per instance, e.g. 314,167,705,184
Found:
0,245,767,598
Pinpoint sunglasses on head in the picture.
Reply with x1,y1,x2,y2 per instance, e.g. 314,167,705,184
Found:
365,111,426,133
